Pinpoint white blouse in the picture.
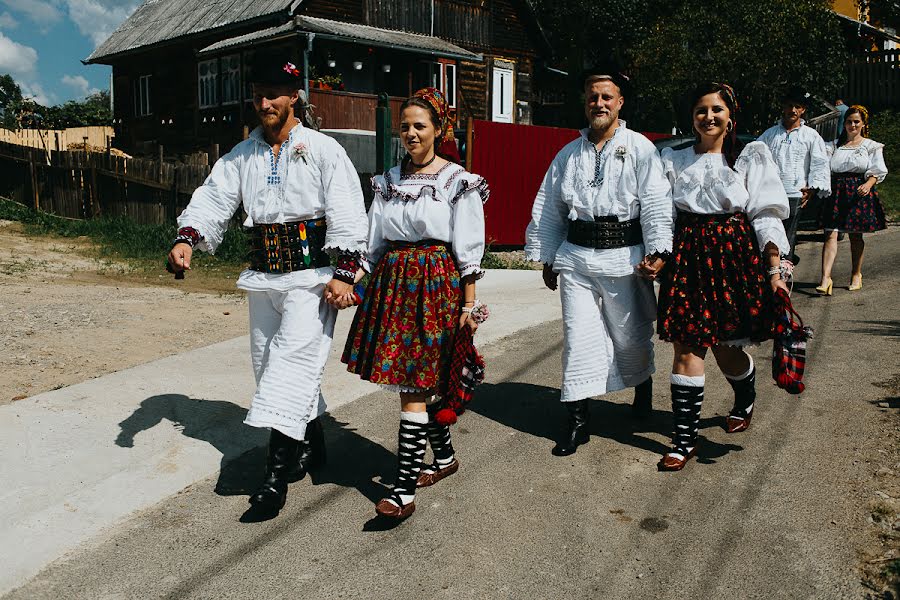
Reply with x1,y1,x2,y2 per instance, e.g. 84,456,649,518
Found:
757,122,831,198
825,138,888,183
524,123,673,277
178,124,369,292
367,162,488,279
661,141,790,254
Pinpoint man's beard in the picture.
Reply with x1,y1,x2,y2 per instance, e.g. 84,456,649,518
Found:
590,113,613,130
259,106,290,129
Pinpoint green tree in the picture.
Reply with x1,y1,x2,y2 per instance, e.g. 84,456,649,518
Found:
0,74,25,129
44,91,112,128
631,0,848,134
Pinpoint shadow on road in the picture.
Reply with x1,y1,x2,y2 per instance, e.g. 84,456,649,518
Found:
116,395,395,511
470,381,742,463
846,320,900,339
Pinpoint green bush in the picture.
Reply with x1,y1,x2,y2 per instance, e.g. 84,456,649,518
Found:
869,109,900,170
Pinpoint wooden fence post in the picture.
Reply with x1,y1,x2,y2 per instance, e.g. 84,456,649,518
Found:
376,93,391,173
465,117,474,169
28,161,39,211
169,167,179,223
209,143,219,165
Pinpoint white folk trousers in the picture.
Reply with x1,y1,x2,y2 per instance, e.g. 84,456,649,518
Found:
558,270,657,402
243,284,336,441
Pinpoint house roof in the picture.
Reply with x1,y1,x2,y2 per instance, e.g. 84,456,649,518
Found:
834,11,900,43
84,0,299,64
200,15,482,60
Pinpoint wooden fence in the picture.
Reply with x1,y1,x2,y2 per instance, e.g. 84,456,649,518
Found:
0,141,209,224
310,89,405,131
845,49,900,109
0,126,115,152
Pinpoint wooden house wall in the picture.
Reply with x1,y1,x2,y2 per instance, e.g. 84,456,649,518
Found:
459,60,489,122
302,0,364,22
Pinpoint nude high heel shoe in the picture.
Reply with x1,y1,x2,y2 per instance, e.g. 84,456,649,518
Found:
815,278,833,296
848,274,862,291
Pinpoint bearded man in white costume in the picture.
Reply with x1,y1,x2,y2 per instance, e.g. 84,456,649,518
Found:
167,53,368,518
525,65,673,456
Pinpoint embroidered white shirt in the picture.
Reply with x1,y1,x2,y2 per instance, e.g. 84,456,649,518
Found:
757,121,831,198
825,138,888,183
661,141,790,253
367,162,488,279
177,123,369,292
524,122,673,277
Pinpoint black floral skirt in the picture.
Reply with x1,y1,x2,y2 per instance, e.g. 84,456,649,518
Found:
820,173,887,233
658,211,772,349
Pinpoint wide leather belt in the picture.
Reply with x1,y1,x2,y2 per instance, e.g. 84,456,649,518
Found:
247,219,330,273
567,217,643,249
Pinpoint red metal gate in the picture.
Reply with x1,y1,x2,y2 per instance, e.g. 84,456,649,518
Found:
469,120,670,246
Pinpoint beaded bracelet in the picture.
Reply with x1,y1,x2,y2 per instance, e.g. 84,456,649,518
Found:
461,300,490,323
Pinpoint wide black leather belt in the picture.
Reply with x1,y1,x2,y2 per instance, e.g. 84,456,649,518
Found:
247,219,331,273
567,217,643,249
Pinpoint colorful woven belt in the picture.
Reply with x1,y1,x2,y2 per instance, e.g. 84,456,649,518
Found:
247,219,330,273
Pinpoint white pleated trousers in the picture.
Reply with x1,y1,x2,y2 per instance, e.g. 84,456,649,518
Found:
243,284,336,441
558,270,657,402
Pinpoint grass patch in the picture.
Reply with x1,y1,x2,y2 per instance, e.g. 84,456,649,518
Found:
878,176,900,222
0,196,249,270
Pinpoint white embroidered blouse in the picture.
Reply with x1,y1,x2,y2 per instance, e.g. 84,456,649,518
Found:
177,123,369,292
367,161,488,279
757,121,831,198
825,138,888,183
661,141,790,254
524,122,673,277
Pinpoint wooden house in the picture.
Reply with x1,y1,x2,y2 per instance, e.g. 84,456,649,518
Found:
84,0,551,155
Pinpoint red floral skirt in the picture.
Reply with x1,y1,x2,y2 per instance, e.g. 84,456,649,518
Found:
658,212,772,349
821,173,887,233
342,242,460,391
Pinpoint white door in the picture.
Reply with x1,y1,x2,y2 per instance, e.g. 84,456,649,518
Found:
492,66,514,123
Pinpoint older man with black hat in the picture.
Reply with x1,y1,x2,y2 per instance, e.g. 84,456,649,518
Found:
524,64,673,456
758,87,831,265
167,52,368,518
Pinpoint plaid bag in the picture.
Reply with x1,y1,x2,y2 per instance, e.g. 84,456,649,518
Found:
771,288,813,394
434,325,486,426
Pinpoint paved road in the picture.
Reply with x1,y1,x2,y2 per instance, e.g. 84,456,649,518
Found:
6,228,899,599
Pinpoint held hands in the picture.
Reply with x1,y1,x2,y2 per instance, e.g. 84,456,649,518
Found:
800,187,812,208
636,256,666,281
325,268,366,309
542,264,558,291
167,243,193,276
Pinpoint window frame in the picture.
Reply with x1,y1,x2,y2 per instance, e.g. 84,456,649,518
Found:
198,58,219,109
220,54,241,106
133,74,152,117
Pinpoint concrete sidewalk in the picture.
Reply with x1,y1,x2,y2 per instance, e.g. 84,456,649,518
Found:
0,269,559,595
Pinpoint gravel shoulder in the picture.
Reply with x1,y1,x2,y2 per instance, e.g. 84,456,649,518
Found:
0,221,248,404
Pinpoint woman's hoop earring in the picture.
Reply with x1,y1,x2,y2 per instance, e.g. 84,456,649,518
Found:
726,121,733,132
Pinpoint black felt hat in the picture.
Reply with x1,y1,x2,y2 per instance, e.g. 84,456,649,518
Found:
248,51,302,86
782,86,812,107
581,59,631,95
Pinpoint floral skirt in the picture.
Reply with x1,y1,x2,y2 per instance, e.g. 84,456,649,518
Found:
342,241,460,392
821,173,887,233
658,212,772,349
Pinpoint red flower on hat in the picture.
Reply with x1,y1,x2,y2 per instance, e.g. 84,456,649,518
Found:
283,62,301,77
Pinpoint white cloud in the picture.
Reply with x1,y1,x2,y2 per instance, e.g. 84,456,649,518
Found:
0,0,62,27
0,11,18,28
20,81,55,105
0,31,37,77
61,74,98,97
63,0,139,48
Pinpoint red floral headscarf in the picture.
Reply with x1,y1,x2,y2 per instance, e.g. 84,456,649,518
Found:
409,87,461,163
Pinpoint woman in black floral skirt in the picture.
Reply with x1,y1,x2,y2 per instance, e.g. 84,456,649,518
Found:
656,82,790,471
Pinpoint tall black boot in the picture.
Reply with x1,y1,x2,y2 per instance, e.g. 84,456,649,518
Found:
249,429,301,513
296,417,327,476
632,377,653,419
658,379,703,471
552,399,590,456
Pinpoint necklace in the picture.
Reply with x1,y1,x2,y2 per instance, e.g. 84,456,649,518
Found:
409,152,437,168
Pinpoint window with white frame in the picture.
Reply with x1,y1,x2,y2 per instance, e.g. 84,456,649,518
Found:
420,61,457,108
198,59,218,108
491,63,514,123
221,55,241,105
133,75,151,116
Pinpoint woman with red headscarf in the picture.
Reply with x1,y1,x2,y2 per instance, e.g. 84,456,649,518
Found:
341,88,488,520
656,82,790,471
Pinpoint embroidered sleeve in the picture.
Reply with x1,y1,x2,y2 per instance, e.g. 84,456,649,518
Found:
866,141,888,184
362,175,389,271
177,148,244,254
738,142,790,254
451,172,487,279
172,226,202,248
635,139,674,255
524,156,568,265
808,132,832,197
320,140,369,258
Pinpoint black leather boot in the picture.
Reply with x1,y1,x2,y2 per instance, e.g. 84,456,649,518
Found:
249,429,301,513
632,377,653,419
296,417,327,476
552,399,590,456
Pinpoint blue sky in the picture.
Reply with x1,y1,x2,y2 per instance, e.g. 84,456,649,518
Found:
0,0,139,105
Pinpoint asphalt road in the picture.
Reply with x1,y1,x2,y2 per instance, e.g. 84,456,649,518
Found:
7,227,899,600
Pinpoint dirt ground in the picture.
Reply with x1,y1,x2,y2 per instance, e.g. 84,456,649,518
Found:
0,220,249,404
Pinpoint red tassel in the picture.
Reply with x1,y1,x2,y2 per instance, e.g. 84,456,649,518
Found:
435,408,457,426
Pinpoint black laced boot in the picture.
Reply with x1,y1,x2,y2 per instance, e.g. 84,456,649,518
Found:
632,377,653,419
249,429,301,513
295,417,327,476
552,399,590,456
376,414,428,519
658,379,703,471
